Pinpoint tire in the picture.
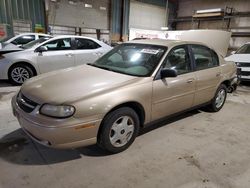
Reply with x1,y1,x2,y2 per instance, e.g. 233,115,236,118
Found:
98,107,140,153
8,64,34,85
227,86,234,93
208,84,227,112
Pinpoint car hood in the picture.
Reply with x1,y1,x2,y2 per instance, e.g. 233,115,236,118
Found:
0,43,23,54
225,54,250,63
21,64,140,104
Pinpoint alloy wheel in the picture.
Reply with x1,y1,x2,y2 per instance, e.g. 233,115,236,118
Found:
11,67,30,84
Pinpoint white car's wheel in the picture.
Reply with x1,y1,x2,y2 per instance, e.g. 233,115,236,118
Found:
9,64,34,85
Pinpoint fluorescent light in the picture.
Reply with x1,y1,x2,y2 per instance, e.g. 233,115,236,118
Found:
85,3,92,8
68,0,77,5
196,8,223,14
161,27,169,30
100,6,106,10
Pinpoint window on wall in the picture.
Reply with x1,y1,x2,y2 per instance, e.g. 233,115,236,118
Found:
162,45,191,75
13,20,31,35
191,45,219,71
42,38,72,51
74,38,101,49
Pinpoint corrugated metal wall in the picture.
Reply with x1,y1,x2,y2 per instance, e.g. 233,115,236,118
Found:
0,0,45,37
129,0,167,30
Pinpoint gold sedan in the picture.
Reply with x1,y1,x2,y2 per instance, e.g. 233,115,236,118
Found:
12,39,237,153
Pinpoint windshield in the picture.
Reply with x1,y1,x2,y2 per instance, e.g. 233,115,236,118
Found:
21,37,52,49
236,44,250,54
91,43,167,77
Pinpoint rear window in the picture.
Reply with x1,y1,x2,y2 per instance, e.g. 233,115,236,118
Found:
12,35,35,45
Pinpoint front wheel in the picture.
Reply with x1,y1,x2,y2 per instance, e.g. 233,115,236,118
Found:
98,107,140,153
8,64,34,85
208,84,227,112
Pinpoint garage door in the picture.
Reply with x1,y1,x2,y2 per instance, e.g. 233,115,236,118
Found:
129,0,167,30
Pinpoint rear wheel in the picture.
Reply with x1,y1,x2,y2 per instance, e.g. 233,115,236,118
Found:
208,84,227,112
98,107,140,153
8,64,34,85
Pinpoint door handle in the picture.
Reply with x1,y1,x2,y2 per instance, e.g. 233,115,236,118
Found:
65,53,73,57
95,52,103,56
186,78,194,83
216,72,221,77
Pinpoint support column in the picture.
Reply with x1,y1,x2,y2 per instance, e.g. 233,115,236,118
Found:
122,0,130,42
110,0,130,43
110,0,122,43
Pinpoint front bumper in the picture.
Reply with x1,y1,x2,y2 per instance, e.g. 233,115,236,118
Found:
0,58,11,80
237,67,250,81
11,95,102,149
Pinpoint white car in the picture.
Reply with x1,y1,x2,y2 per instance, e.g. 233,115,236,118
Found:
0,35,112,85
0,33,51,49
225,42,250,81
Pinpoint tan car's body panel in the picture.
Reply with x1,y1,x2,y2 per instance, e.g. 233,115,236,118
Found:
152,72,196,120
12,39,237,149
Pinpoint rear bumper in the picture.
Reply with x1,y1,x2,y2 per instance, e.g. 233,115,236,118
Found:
11,95,101,149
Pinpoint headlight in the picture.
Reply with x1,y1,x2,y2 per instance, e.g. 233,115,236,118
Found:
40,104,75,118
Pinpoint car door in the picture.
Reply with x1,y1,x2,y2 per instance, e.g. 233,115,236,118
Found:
36,38,75,73
152,45,196,121
190,44,222,106
73,38,104,66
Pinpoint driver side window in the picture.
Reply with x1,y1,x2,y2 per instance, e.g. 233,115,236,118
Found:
162,46,191,75
42,38,71,51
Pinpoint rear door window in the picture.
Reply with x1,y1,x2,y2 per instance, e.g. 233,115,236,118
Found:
191,45,219,70
74,38,101,50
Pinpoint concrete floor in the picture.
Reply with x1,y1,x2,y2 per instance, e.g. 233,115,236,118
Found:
0,81,250,188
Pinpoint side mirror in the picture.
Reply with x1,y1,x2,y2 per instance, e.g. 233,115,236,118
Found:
231,51,236,55
35,46,48,53
160,68,177,78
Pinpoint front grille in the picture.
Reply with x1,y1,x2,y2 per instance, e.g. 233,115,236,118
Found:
241,71,250,76
16,93,38,113
236,62,250,67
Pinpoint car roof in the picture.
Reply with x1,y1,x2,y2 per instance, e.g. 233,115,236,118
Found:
35,35,101,48
126,39,218,53
15,33,50,36
52,35,96,39
126,39,209,48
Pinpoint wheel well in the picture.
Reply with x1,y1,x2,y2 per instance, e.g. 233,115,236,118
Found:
221,80,231,88
108,102,146,126
97,102,146,142
8,62,37,77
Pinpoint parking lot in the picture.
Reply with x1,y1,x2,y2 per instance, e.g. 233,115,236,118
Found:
0,80,249,188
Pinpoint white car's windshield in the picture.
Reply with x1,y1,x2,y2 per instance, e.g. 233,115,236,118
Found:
236,44,250,54
22,37,52,49
90,43,167,77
